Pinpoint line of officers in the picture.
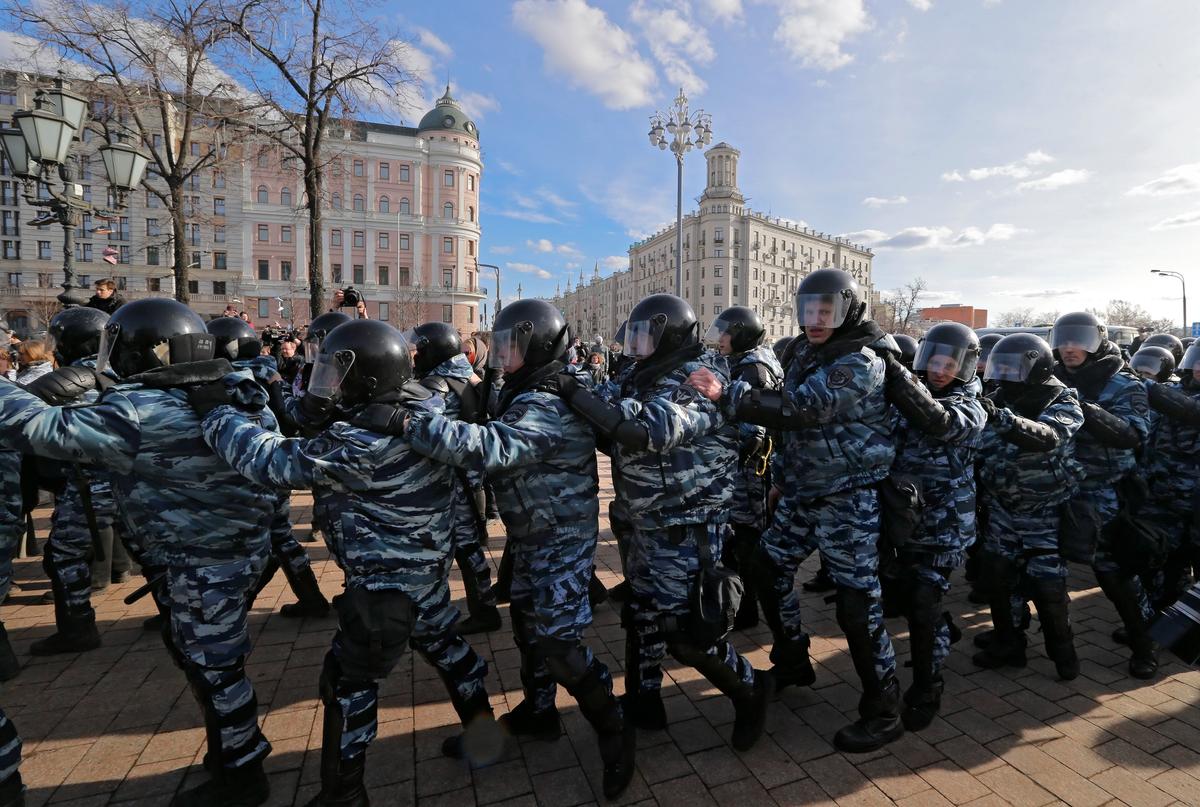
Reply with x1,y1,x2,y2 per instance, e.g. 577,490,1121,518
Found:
0,267,1197,806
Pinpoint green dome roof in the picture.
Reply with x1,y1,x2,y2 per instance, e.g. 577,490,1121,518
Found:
418,86,479,140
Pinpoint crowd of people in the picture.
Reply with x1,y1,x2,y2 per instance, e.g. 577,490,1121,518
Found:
0,267,1196,806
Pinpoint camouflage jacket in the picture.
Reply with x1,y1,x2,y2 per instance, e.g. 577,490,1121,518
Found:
977,383,1085,513
405,384,600,546
726,345,783,526
200,395,455,587
603,349,737,530
1055,361,1149,491
0,369,275,567
0,449,19,560
1143,381,1200,502
891,377,988,555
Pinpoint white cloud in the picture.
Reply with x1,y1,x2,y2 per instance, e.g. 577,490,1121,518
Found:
766,0,870,71
601,255,629,269
580,175,673,239
1017,168,1091,192
526,238,582,256
495,160,522,175
998,289,1079,298
513,0,657,109
862,195,909,207
536,188,578,217
702,0,743,22
941,170,965,182
1151,210,1200,231
841,223,1021,250
1127,163,1200,197
490,245,516,254
456,90,500,120
415,27,453,59
908,0,932,9
496,209,560,224
943,150,1056,182
630,0,715,94
507,262,553,280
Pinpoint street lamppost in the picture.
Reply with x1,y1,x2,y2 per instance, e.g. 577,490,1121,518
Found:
0,76,149,308
1151,269,1188,336
476,261,501,316
648,88,713,296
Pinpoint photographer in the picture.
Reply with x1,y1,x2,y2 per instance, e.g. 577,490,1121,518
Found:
331,288,369,319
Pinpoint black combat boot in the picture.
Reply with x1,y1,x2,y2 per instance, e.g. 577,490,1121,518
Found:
305,753,366,807
0,771,23,807
972,554,1027,669
567,661,635,800
731,670,774,751
1096,571,1158,680
1030,578,1078,681
802,562,836,592
493,542,513,604
903,579,944,732
30,598,101,656
834,674,905,753
768,635,817,690
441,690,505,764
0,624,19,682
171,760,270,807
278,564,331,619
498,699,563,741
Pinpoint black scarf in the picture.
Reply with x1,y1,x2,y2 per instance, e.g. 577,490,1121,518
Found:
993,378,1065,419
623,342,705,397
1054,341,1124,401
788,320,887,369
499,360,565,414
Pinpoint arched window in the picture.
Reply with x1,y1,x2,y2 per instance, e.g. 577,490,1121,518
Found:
378,195,390,214
468,205,475,222
443,202,454,219
256,185,268,204
399,198,410,214
280,187,292,207
353,193,365,212
331,192,342,209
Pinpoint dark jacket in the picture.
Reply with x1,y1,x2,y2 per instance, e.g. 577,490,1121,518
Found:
86,293,125,315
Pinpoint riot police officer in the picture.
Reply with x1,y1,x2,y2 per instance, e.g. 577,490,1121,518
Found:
206,316,330,620
1142,333,1185,369
882,323,987,730
0,298,275,806
297,311,352,394
404,300,636,799
1052,312,1154,679
190,320,498,806
706,305,783,629
406,321,501,635
973,333,1086,682
893,333,919,371
0,449,23,805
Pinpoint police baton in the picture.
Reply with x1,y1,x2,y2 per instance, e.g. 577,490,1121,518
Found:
124,573,167,605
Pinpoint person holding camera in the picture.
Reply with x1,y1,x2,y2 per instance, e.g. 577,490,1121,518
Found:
332,288,369,319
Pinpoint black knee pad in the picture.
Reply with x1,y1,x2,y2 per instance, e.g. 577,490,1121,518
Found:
907,578,944,625
335,586,415,680
664,629,710,669
979,550,1019,596
542,643,592,689
834,586,873,637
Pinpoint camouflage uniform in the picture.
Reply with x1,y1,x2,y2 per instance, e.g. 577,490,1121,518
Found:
604,350,756,701
406,370,626,739
198,393,490,765
891,377,987,684
0,372,274,774
751,337,897,689
727,346,784,531
0,450,23,788
1142,381,1200,606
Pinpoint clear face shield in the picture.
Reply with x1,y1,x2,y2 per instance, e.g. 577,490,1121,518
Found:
489,323,535,371
623,316,666,359
703,318,737,353
794,291,851,330
94,324,119,374
1130,350,1172,382
1051,324,1103,354
914,341,978,384
308,348,355,399
984,351,1040,382
303,335,322,364
1182,343,1200,374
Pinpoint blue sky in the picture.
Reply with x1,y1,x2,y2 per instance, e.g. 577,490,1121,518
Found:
389,0,1200,325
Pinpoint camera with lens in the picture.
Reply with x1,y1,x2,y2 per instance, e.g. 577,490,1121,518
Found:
339,287,362,308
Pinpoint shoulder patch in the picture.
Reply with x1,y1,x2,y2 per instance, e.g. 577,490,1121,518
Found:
827,367,853,389
1055,410,1076,425
500,404,528,425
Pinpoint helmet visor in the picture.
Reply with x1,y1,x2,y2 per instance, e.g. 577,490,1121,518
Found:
914,340,978,383
94,324,118,375
308,349,355,398
794,291,851,329
303,335,321,364
1182,343,1200,373
984,350,1041,382
488,325,534,370
703,317,738,347
623,317,666,359
1130,350,1172,381
1052,324,1103,353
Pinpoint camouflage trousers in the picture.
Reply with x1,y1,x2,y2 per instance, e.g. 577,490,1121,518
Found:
0,708,19,783
730,463,771,529
0,524,17,603
1141,490,1197,609
1086,485,1153,622
269,493,314,579
451,489,496,610
626,515,755,694
329,565,489,761
983,499,1067,580
46,477,117,614
760,485,897,681
163,556,272,770
509,530,603,712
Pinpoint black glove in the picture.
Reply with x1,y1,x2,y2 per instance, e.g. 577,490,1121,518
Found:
881,350,907,382
298,391,337,428
187,380,233,418
979,396,999,421
555,371,580,402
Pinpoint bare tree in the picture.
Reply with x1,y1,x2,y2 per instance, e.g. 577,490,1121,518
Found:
216,0,419,318
27,297,63,332
879,277,928,335
994,307,1036,327
10,0,250,304
392,282,428,330
1087,300,1175,334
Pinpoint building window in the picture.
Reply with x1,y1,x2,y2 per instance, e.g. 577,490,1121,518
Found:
353,264,364,284
379,302,389,321
214,225,226,243
187,223,200,246
120,245,131,264
37,241,51,260
468,306,474,323
258,299,269,319
148,277,161,292
281,260,292,281
378,232,389,250
714,285,722,296
442,269,453,287
442,304,452,322
399,198,410,214
467,241,474,256
399,234,410,250
146,218,160,237
443,170,454,187
353,160,364,177
257,224,269,242
256,185,268,204
213,281,227,295
442,202,454,219
468,205,474,222
379,162,389,180
467,174,475,191
398,267,411,286
332,263,343,283
146,246,159,265
378,265,389,285
352,230,364,248
212,197,226,216
281,225,292,243
332,192,342,209
1,241,19,259
4,272,18,287
187,280,199,295
442,237,453,254
213,170,225,189
257,259,269,280
214,251,227,271
331,229,342,247
399,165,410,182
379,196,390,213
733,285,739,297
353,194,364,211
281,187,292,207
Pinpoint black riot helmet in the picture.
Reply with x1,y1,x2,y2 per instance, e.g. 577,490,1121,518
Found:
96,298,214,378
1051,311,1108,356
405,321,462,376
793,268,866,335
623,294,698,360
1142,333,1185,366
308,320,412,406
488,299,569,372
1182,336,1196,350
983,333,1056,386
705,306,765,354
47,306,109,366
892,334,919,370
1130,346,1176,383
206,316,263,362
303,311,352,363
1180,341,1200,389
772,336,793,362
914,323,980,387
613,320,627,347
977,333,1003,373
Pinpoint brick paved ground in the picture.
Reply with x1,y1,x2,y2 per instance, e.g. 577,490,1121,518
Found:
5,455,1200,805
